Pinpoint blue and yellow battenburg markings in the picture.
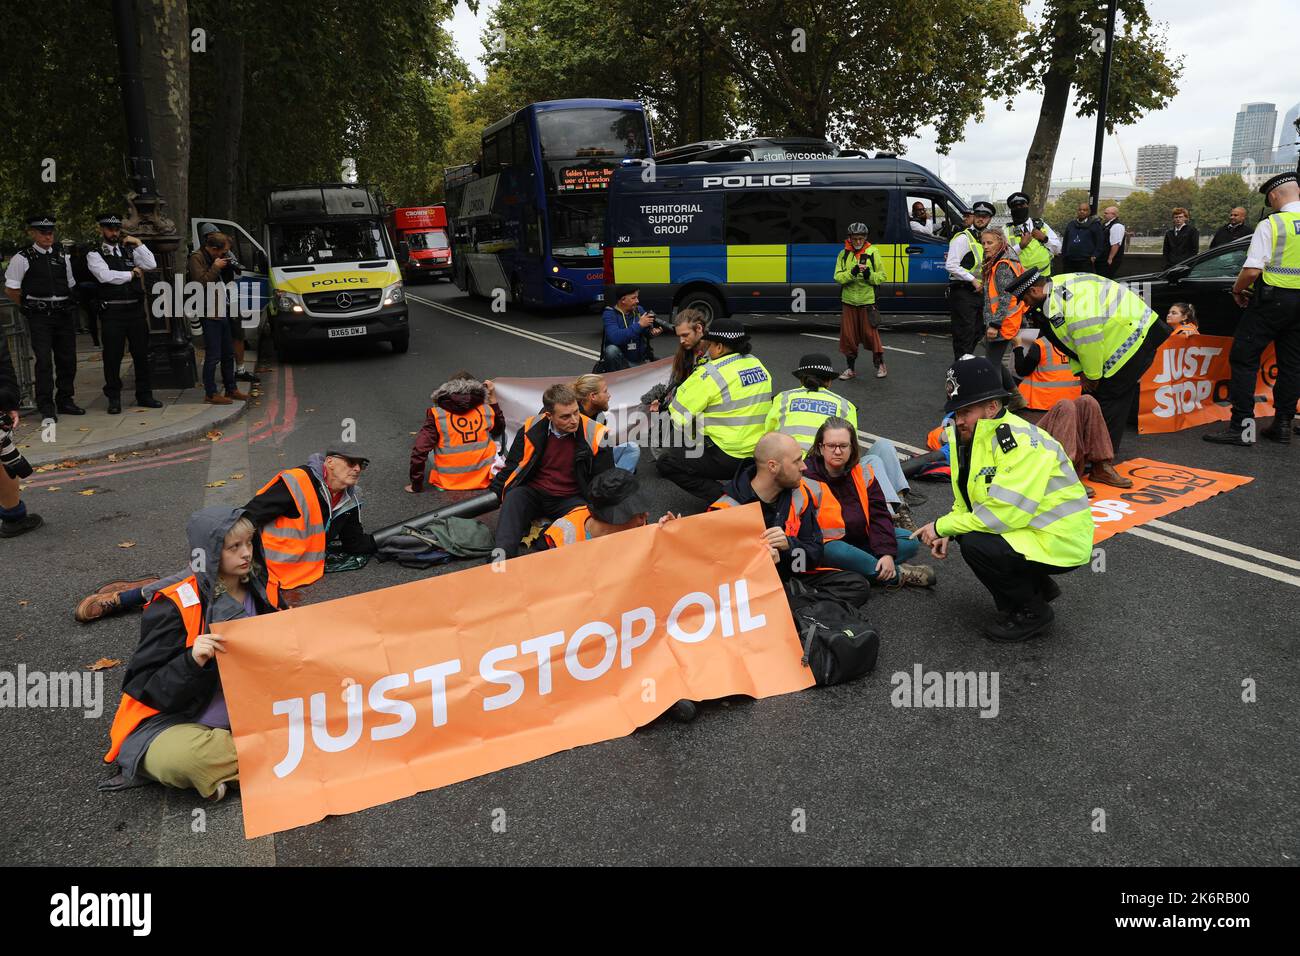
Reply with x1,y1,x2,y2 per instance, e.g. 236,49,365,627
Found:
612,243,934,285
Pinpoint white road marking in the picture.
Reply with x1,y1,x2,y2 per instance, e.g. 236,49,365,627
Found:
409,294,598,360
1142,520,1300,572
1124,527,1300,589
801,332,925,355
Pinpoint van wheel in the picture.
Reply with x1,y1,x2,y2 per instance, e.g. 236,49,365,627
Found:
676,289,724,324
391,331,410,354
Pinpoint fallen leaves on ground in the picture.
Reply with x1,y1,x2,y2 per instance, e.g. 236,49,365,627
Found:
228,473,245,479
117,541,136,549
79,488,96,496
86,658,122,671
204,430,222,441
205,480,226,488
77,427,90,432
46,487,60,492
18,600,28,607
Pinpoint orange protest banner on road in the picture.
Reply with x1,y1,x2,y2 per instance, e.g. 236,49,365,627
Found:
213,504,812,839
1083,459,1252,543
1138,334,1294,433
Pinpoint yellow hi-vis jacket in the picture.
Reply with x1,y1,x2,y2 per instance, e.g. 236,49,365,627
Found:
934,412,1093,568
1262,211,1300,289
1041,274,1158,381
764,386,858,452
669,352,773,457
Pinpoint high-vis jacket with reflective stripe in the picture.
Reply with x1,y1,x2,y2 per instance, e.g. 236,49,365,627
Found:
1262,211,1300,289
426,403,497,490
934,412,1093,567
804,463,876,542
256,468,327,590
948,227,984,278
984,255,1027,339
669,352,774,458
764,386,858,452
1042,274,1158,381
543,506,592,548
1004,219,1052,275
1018,339,1081,410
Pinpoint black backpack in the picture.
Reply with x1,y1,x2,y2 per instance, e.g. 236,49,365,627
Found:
785,578,880,686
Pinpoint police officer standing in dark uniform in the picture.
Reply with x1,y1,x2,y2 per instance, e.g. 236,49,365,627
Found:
1204,171,1300,446
945,200,995,358
3,216,83,421
86,213,162,414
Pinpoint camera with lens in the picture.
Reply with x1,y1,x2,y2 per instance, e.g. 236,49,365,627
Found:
0,393,32,480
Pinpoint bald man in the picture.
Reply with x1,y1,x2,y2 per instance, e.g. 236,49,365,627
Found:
1211,207,1252,249
1098,205,1126,278
709,431,823,580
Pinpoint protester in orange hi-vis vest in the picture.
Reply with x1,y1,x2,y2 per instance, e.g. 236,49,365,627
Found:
1014,333,1082,411
980,228,1030,411
1165,302,1200,338
801,417,936,588
406,371,506,493
490,382,613,559
99,506,284,801
245,449,377,603
543,469,677,549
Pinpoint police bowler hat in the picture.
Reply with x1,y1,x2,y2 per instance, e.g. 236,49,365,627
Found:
944,356,1011,413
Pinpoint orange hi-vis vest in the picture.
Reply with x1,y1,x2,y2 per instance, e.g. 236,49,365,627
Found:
708,479,815,538
103,578,205,764
543,506,592,548
987,256,1028,339
804,464,876,542
500,413,606,493
1018,340,1082,411
426,403,497,490
257,468,327,592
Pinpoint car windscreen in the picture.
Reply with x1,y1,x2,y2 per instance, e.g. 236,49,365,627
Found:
406,229,449,251
269,220,389,266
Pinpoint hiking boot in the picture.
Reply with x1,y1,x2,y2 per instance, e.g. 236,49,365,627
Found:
1089,460,1132,488
892,501,918,532
0,513,43,538
982,603,1055,643
667,699,698,723
205,393,233,405
226,389,251,401
894,563,936,588
899,487,927,506
207,781,229,803
875,362,888,378
1203,424,1251,446
75,589,124,623
1262,415,1294,444
95,575,159,595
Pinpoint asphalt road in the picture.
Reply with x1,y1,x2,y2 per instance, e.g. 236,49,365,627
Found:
3,280,1296,866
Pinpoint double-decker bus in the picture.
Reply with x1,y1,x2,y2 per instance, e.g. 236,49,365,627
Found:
445,99,653,309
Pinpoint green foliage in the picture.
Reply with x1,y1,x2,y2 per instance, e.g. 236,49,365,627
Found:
1043,188,1121,232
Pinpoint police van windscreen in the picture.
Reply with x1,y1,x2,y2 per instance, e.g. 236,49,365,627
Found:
270,220,390,266
536,108,648,160
406,229,449,251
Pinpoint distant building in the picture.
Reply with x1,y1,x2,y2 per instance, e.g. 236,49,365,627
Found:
1275,102,1300,164
1196,161,1294,189
1231,102,1277,167
1136,145,1178,189
1045,180,1147,201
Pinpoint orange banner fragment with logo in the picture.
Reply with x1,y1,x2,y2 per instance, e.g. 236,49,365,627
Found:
213,505,812,838
1083,459,1252,543
1138,334,1294,434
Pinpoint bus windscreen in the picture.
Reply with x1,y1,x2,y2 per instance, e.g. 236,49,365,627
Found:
537,108,648,160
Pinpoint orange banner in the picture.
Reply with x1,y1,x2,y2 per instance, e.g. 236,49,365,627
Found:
1083,459,1253,543
213,505,812,838
1138,334,1293,433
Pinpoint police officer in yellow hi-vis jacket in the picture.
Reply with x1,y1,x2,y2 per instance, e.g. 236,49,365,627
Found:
916,357,1093,643
765,353,858,452
1204,171,1300,446
658,317,773,503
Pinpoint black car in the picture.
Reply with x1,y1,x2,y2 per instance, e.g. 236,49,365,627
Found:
1121,237,1250,336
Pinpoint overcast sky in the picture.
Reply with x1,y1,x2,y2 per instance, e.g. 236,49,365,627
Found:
447,0,1298,200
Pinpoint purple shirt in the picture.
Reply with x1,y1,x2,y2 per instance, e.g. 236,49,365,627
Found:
196,591,257,729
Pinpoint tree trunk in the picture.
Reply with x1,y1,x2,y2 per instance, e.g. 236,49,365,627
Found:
135,0,190,238
1021,50,1075,212
205,28,244,220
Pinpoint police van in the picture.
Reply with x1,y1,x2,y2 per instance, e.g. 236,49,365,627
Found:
603,143,971,321
192,183,409,360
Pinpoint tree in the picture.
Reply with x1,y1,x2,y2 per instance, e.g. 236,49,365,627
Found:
1015,1,1183,211
135,0,192,236
1115,190,1155,235
1196,174,1260,231
1151,177,1198,227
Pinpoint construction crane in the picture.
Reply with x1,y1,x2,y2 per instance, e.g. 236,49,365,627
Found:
1111,133,1135,186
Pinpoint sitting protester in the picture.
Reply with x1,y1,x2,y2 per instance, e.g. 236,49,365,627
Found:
708,432,823,581
100,507,284,800
1013,332,1081,411
572,373,639,473
543,469,676,546
1165,302,1199,337
1036,394,1133,496
406,370,505,493
765,353,858,452
803,418,935,588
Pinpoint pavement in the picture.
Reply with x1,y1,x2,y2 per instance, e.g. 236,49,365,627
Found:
13,334,257,468
2,280,1296,866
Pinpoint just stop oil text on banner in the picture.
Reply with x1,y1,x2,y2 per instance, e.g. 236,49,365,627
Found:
213,505,812,838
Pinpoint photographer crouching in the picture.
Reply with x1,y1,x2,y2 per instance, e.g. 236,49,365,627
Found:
0,332,41,538
599,284,664,371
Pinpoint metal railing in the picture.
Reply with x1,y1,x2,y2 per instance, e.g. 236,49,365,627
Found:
0,300,36,410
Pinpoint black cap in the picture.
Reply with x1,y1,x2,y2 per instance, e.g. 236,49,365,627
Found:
612,284,639,301
325,448,370,468
1259,172,1299,197
96,213,123,228
701,316,748,345
1003,266,1047,301
793,353,836,379
971,201,996,217
587,469,651,524
944,356,1011,413
1006,192,1031,206
26,216,55,230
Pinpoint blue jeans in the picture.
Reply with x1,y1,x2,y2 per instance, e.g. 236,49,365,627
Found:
823,531,920,578
201,318,236,396
862,437,909,505
612,441,640,473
